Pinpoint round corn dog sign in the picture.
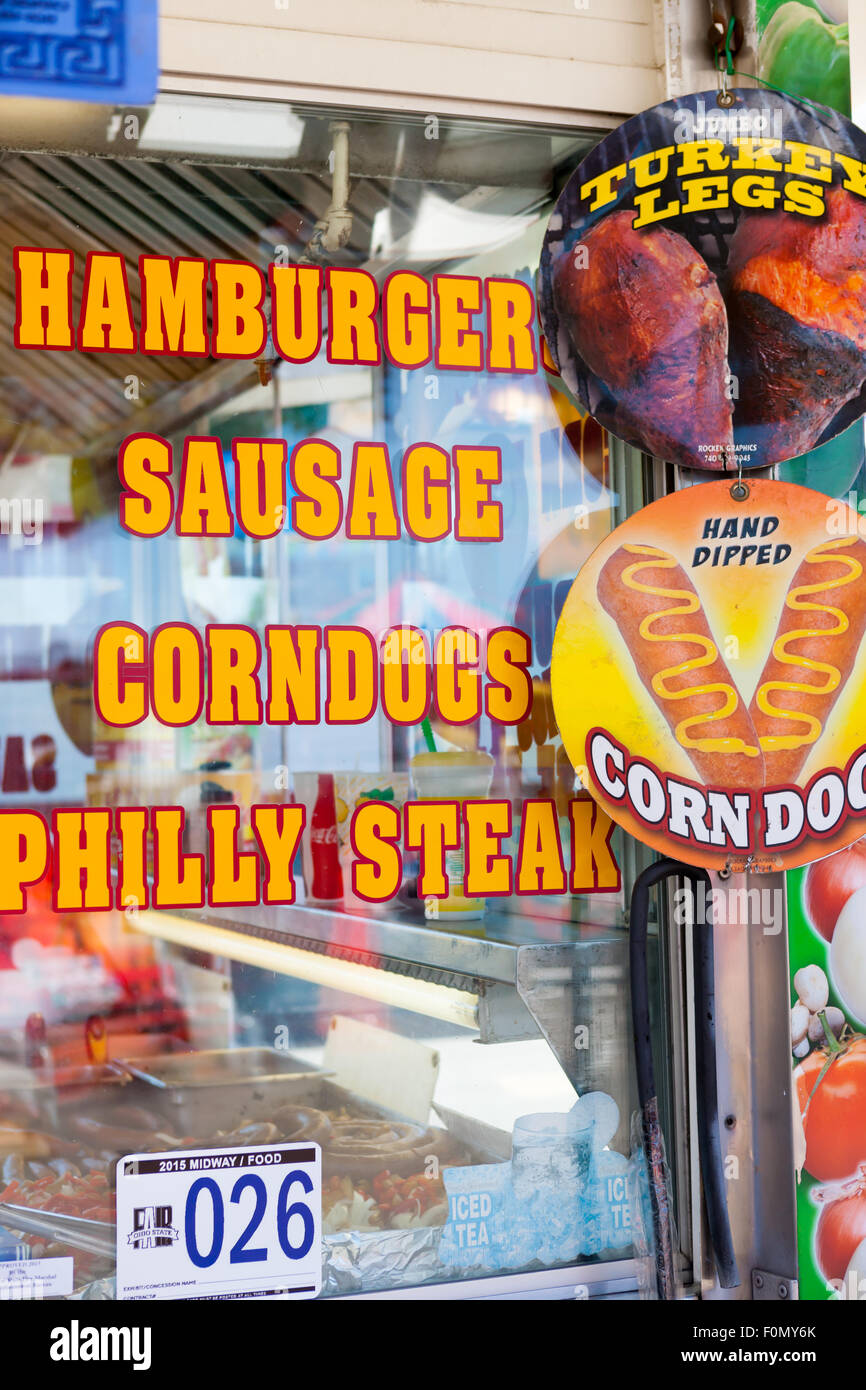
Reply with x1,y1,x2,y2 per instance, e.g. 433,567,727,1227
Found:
551,479,866,872
538,89,866,471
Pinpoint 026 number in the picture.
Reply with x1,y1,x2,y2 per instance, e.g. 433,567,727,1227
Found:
184,1169,315,1268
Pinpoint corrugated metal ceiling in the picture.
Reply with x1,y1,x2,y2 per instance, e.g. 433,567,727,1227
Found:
0,150,428,461
0,109,591,467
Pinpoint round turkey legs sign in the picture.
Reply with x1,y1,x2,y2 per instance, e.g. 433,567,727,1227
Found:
538,90,866,471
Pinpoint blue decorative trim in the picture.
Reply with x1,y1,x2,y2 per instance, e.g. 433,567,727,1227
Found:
0,0,157,103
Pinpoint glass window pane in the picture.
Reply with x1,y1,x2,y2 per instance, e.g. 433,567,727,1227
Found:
0,96,669,1300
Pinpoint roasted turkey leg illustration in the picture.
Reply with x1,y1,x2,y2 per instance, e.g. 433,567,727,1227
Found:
553,210,734,470
726,187,866,466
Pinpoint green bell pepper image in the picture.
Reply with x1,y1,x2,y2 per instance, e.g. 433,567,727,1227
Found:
759,1,851,116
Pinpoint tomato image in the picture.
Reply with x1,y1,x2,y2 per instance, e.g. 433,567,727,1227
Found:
815,1174,866,1283
794,1035,866,1181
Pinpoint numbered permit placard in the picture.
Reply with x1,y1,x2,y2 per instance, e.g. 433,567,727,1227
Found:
115,1143,321,1301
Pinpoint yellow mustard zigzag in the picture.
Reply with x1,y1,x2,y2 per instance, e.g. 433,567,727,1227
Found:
620,543,759,757
755,537,863,753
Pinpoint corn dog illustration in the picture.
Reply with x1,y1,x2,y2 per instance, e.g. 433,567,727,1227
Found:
749,536,866,785
598,543,764,789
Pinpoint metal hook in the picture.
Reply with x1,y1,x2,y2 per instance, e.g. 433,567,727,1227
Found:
730,460,749,501
716,52,730,106
711,10,740,107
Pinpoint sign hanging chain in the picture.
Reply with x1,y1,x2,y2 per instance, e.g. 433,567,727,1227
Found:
713,11,836,117
715,14,736,107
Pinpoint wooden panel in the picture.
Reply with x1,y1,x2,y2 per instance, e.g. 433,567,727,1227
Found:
160,14,662,117
158,73,621,128
431,0,652,17
163,0,653,24
162,0,653,65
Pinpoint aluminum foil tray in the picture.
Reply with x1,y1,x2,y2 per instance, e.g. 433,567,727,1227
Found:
28,1084,512,1297
69,1227,459,1300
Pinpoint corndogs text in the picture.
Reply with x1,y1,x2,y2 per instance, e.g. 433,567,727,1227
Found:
589,729,866,856
92,623,532,729
579,138,866,228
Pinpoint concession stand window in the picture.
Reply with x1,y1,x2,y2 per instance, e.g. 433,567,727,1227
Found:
0,94,687,1301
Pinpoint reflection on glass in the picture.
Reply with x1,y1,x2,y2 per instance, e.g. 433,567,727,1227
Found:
0,98,656,1299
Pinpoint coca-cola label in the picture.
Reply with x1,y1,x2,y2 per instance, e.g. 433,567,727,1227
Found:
311,826,338,844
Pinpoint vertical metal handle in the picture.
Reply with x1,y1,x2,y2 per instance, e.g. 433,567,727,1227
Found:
630,858,739,1297
693,902,740,1288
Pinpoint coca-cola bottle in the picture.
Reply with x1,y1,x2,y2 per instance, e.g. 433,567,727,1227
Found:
310,774,343,902
24,1012,46,1069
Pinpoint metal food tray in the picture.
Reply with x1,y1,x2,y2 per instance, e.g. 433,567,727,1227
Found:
0,1061,130,1132
0,1202,115,1259
10,1076,510,1297
112,1048,331,1134
0,1202,116,1296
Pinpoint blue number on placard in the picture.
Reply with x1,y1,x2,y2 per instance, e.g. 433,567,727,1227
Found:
229,1174,268,1263
185,1178,224,1268
276,1169,314,1259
